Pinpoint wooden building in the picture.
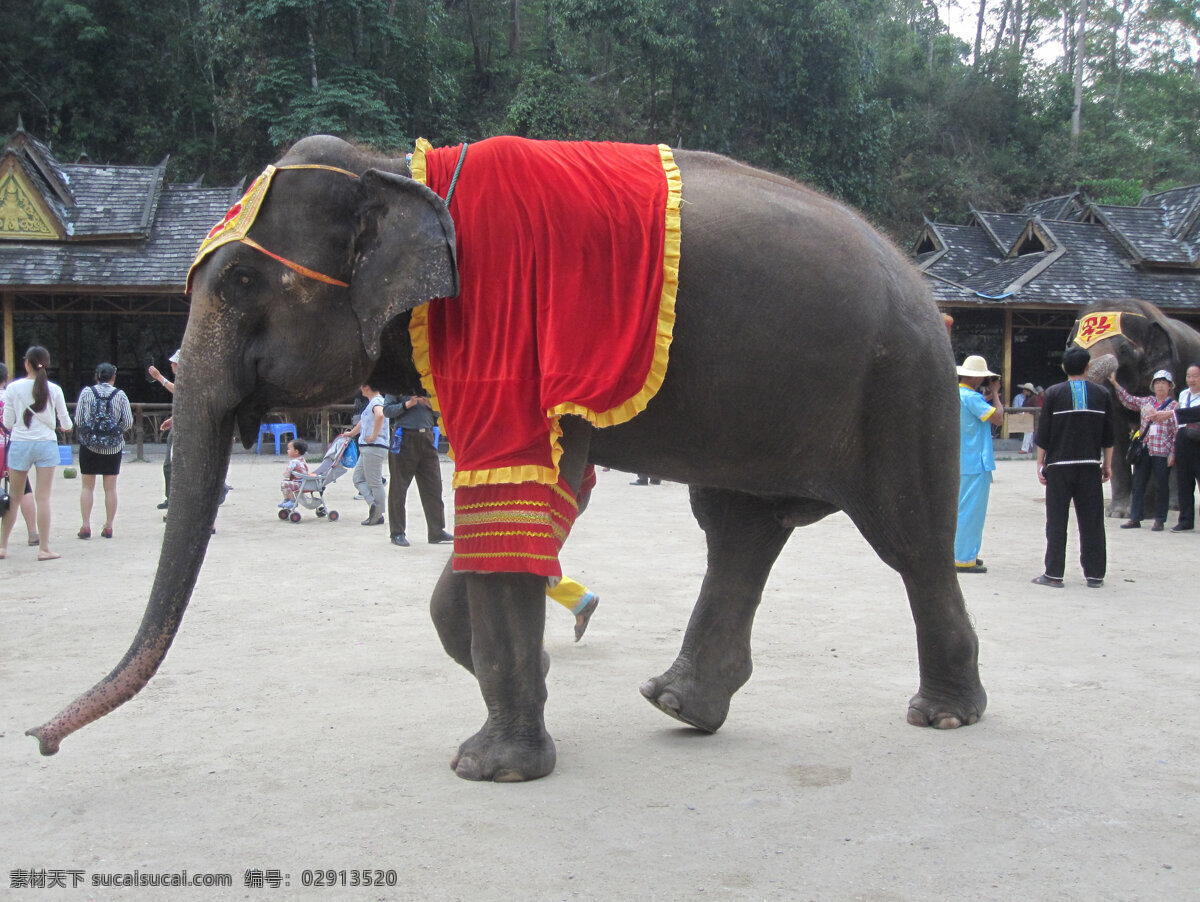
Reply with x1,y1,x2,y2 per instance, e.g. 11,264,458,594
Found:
0,127,240,401
914,186,1200,396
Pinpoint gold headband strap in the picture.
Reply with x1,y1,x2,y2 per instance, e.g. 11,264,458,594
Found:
239,237,350,287
275,163,361,179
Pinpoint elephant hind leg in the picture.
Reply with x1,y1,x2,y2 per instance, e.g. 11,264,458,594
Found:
845,497,986,730
641,486,793,732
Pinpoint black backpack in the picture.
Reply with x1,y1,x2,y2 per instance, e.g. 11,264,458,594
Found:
78,386,124,451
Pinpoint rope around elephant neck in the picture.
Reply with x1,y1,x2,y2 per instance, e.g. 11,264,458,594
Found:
441,143,469,207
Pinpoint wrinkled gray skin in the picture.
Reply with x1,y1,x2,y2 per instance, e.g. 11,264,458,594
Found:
29,135,986,781
1074,298,1200,518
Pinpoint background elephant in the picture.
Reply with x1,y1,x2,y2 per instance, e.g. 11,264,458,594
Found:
29,135,986,781
1073,299,1200,517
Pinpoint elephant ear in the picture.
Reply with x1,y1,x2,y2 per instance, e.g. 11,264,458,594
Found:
351,169,459,359
1143,318,1176,375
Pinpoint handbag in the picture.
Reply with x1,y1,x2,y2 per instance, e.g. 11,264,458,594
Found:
0,473,9,517
1125,429,1147,466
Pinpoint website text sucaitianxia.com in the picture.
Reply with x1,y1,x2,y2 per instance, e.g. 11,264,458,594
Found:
11,868,401,889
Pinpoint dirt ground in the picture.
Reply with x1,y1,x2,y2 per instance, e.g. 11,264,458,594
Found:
3,449,1198,901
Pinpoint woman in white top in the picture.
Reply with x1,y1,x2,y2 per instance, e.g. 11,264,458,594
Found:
0,361,39,546
1,346,73,560
342,382,389,526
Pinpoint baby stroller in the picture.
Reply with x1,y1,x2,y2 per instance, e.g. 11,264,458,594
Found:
278,435,353,523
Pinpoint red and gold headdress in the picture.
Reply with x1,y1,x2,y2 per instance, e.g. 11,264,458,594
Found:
187,164,359,293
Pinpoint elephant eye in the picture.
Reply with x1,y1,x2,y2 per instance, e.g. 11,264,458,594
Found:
220,264,265,306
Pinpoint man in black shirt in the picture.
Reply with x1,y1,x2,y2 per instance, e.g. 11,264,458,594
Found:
381,391,453,547
1032,347,1115,588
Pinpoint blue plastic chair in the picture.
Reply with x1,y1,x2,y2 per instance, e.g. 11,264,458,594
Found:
256,422,297,454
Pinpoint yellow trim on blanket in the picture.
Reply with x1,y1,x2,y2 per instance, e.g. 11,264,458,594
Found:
547,143,680,429
408,139,680,489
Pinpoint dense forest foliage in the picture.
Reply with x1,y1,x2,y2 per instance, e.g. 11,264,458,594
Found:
2,0,1198,238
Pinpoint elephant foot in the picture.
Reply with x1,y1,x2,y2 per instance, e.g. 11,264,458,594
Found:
906,685,987,730
450,721,556,782
640,656,749,734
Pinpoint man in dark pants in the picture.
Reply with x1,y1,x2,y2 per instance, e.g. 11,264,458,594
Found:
147,350,179,509
1032,346,1115,589
381,391,453,547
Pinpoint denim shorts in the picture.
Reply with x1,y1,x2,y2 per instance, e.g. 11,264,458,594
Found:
5,440,60,471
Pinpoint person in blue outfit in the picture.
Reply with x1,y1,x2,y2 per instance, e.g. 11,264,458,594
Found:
955,355,1005,573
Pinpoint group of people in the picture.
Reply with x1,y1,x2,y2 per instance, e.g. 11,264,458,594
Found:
955,350,1200,589
1110,365,1200,532
1,346,133,560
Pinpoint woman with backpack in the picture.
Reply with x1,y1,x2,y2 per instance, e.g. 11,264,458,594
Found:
1,346,73,561
76,362,133,539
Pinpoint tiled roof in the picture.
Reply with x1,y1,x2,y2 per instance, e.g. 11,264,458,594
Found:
918,185,1200,311
959,253,1049,298
970,211,1026,251
0,129,240,291
1023,193,1083,221
0,184,239,290
59,161,166,238
1091,205,1197,266
914,223,1002,282
1141,185,1200,238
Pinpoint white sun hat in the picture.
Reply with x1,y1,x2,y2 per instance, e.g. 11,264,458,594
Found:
956,355,997,378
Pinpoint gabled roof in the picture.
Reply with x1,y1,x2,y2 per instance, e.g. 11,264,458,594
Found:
913,221,1002,281
916,184,1200,311
0,129,242,292
1088,204,1197,267
1022,192,1086,222
968,210,1026,251
1141,184,1200,240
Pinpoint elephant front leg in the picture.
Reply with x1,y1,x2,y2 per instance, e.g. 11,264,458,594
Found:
451,572,556,782
641,488,792,733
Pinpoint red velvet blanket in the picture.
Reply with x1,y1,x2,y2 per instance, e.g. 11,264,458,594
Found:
410,136,681,575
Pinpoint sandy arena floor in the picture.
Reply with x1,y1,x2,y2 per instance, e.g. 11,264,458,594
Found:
3,451,1198,900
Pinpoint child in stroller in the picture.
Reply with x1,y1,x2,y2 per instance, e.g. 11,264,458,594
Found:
279,439,310,507
278,435,352,523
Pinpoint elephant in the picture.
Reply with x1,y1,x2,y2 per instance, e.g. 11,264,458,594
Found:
28,134,986,782
1072,299,1200,518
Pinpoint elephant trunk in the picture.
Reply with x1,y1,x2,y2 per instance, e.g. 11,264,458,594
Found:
27,373,236,755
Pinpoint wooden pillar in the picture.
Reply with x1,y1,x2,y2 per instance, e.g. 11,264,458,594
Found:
57,315,69,386
71,314,82,390
1001,308,1014,439
133,403,146,462
2,292,14,375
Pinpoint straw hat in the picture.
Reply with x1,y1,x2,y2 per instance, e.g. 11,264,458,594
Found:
956,355,997,378
1018,382,1036,392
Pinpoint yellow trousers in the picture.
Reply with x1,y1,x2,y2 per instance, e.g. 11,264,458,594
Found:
546,576,595,614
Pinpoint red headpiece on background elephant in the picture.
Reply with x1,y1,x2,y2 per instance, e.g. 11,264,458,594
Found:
1073,299,1200,396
